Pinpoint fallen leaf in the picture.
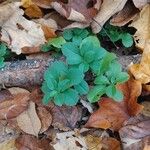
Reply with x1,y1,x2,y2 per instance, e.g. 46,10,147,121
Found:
101,137,121,150
132,0,150,8
51,0,101,23
53,130,87,150
16,101,41,136
91,0,128,33
22,0,43,18
84,135,102,150
37,106,52,133
0,88,30,120
110,0,139,26
32,0,53,8
50,105,82,131
15,134,52,150
0,2,46,54
141,101,150,117
85,78,143,131
129,4,150,51
0,139,17,150
119,114,150,149
129,41,150,85
35,18,57,40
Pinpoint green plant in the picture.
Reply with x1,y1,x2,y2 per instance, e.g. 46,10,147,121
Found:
42,61,89,106
62,36,106,72
0,43,7,68
100,24,133,48
42,28,129,106
41,36,66,52
87,55,129,102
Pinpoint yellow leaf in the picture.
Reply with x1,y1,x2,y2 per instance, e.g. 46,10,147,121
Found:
0,139,17,150
22,0,43,18
129,4,150,51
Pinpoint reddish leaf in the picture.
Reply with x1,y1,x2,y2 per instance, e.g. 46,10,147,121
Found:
50,105,82,131
15,134,52,150
0,88,30,120
119,114,150,149
37,106,52,133
85,79,144,131
51,0,101,22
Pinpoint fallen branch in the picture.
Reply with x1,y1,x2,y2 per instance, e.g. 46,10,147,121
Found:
0,54,141,89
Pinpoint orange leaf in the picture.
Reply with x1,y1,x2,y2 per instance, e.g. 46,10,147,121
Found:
85,78,143,131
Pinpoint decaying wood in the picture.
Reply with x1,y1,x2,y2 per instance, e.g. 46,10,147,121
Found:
0,54,141,89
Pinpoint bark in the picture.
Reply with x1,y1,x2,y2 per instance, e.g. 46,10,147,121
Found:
0,54,141,89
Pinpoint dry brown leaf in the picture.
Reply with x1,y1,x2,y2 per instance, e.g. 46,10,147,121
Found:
37,106,52,133
50,105,82,131
91,0,128,33
16,101,41,136
0,88,30,120
32,0,53,8
15,134,52,150
0,139,17,150
85,78,143,131
129,41,150,86
141,101,150,117
110,0,139,26
0,2,46,54
129,4,150,51
51,0,101,23
119,114,150,149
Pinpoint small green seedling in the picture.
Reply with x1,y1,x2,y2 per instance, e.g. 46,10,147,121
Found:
100,24,133,48
42,61,89,106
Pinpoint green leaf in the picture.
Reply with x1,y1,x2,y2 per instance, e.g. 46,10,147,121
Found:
116,72,129,83
42,91,57,105
62,43,82,65
57,79,71,92
0,57,5,69
63,89,79,106
106,85,123,101
47,36,66,48
94,75,110,85
80,36,100,48
87,85,106,103
0,43,7,57
63,29,73,40
121,33,133,47
84,50,95,63
74,80,89,95
98,52,116,75
67,68,84,85
41,44,52,52
54,89,79,106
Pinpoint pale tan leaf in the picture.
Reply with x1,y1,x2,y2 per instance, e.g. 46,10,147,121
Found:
91,0,128,33
132,0,150,8
0,2,46,54
17,101,41,136
129,4,150,51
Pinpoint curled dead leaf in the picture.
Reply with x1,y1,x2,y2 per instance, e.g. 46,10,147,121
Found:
110,0,139,26
85,78,143,131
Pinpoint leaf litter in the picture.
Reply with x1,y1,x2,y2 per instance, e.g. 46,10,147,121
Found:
0,0,150,149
